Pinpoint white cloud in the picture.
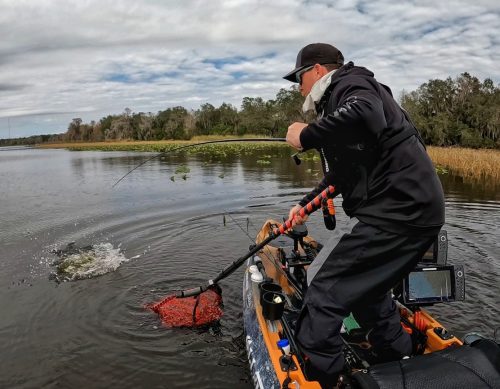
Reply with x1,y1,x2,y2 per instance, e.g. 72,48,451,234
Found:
0,0,498,137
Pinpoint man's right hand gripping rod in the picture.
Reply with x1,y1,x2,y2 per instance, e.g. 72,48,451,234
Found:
273,185,336,236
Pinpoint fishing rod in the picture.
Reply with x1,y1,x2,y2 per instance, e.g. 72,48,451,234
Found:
112,137,304,188
174,185,335,298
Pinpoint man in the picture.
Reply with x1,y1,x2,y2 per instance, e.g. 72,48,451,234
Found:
283,43,445,387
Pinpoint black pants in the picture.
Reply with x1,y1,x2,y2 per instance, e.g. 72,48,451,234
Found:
296,220,437,388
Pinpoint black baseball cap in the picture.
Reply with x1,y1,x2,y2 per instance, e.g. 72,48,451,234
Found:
283,43,344,82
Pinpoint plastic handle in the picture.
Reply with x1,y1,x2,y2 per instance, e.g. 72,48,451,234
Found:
322,198,336,230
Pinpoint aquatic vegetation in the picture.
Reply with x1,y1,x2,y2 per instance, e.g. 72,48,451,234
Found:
40,140,291,154
299,151,320,161
167,165,191,181
39,141,499,185
175,165,190,174
435,166,449,175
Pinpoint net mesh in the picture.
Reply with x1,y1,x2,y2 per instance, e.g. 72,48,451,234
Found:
147,288,223,327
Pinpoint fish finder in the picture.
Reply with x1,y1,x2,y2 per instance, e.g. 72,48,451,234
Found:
402,264,465,305
421,230,448,265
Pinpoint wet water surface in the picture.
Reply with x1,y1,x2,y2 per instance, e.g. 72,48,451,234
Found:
1,147,499,388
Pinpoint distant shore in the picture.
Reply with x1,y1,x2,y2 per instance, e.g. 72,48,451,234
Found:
35,136,280,151
37,138,499,182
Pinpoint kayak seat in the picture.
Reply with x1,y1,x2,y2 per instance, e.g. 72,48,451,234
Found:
351,339,500,389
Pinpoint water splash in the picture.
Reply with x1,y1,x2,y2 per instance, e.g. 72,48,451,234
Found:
51,242,130,282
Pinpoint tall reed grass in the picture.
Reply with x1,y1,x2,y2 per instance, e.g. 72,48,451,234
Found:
427,146,500,181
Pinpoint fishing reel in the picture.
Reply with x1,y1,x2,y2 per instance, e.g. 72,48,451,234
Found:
280,224,316,266
291,152,303,165
273,224,318,291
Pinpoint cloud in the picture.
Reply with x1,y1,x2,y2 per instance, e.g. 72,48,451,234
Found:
0,0,498,137
0,83,26,91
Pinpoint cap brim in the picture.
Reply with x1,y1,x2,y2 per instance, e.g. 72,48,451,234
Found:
283,65,307,83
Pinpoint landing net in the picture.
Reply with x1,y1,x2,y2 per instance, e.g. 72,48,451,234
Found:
147,287,223,327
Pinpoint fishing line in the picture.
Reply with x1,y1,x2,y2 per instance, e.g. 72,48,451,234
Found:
112,138,289,188
222,210,277,267
224,210,307,301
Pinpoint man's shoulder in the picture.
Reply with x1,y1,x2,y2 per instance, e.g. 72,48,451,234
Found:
330,68,380,100
336,62,374,78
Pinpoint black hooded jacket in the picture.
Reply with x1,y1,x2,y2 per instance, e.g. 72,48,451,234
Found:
298,62,445,236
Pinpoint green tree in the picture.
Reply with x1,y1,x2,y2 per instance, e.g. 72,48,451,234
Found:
153,106,190,139
401,73,499,148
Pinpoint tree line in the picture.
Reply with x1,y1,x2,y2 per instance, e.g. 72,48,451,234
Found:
1,73,498,148
401,73,499,148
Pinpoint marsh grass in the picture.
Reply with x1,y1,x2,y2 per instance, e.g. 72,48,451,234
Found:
38,140,191,152
38,138,290,156
427,147,500,182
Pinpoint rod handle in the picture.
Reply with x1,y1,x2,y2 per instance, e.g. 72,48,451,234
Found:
273,185,335,235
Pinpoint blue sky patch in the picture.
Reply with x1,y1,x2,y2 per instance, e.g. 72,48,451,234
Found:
104,73,132,83
231,71,247,80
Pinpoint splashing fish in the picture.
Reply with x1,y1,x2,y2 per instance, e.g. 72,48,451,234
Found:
51,242,130,282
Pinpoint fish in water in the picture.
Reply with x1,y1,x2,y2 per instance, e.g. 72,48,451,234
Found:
51,242,129,282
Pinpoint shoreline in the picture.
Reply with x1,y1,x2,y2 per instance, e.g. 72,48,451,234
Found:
35,139,499,182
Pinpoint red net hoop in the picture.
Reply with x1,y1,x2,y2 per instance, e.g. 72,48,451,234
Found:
147,287,223,327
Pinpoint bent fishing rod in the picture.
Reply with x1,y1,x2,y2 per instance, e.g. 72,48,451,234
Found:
112,137,304,188
175,185,336,298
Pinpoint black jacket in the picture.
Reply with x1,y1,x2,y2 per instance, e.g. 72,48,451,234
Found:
298,62,445,236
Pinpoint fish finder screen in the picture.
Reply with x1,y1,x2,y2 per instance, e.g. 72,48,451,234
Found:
408,270,452,301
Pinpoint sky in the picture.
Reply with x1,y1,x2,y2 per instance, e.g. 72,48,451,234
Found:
1,0,499,138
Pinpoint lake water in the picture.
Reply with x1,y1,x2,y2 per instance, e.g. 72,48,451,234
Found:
1,147,499,388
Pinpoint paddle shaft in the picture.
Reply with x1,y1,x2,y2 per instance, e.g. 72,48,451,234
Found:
175,185,336,298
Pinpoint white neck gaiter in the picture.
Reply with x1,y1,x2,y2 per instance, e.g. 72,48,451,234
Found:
302,69,337,114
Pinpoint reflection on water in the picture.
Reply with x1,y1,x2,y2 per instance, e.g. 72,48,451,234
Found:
439,172,500,202
0,147,499,388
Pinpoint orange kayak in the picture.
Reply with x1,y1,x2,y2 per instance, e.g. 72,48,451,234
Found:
242,220,500,389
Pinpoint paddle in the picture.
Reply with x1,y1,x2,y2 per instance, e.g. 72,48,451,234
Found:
147,185,336,327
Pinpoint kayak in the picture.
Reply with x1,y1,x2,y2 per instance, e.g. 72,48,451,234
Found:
243,220,500,389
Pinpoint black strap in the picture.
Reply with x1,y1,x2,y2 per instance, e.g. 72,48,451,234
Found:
401,108,426,149
192,294,201,324
281,376,292,389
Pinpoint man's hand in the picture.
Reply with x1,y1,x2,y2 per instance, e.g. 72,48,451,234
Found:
288,204,309,227
286,122,308,150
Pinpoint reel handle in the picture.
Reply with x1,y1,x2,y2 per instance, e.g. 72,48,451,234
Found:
322,198,336,230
